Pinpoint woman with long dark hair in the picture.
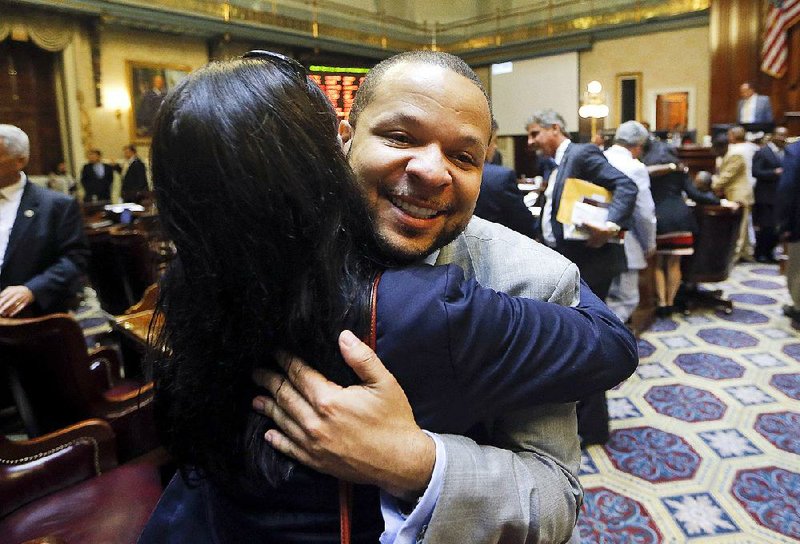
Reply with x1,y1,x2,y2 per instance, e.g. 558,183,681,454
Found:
141,52,636,542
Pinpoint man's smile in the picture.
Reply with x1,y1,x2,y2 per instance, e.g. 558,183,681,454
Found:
388,195,446,220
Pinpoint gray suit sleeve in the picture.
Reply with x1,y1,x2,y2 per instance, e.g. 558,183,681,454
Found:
423,405,582,544
424,221,583,543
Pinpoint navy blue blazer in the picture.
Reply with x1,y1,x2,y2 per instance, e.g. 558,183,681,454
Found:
80,162,114,202
0,182,89,315
474,163,536,238
119,157,149,200
140,264,637,543
777,142,800,241
753,144,783,205
550,143,637,286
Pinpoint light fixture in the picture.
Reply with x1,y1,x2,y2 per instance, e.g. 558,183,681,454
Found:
104,87,131,126
578,80,608,138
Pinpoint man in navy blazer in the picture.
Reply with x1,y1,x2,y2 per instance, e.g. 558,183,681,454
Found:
115,144,149,202
777,140,800,322
752,127,788,262
527,109,637,447
737,82,774,125
0,125,89,317
80,149,114,202
527,109,637,300
474,121,536,238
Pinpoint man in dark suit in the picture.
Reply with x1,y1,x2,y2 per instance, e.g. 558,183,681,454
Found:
473,119,536,238
737,82,774,125
0,125,89,317
527,109,637,446
80,148,114,202
752,127,788,263
777,140,800,323
115,144,149,202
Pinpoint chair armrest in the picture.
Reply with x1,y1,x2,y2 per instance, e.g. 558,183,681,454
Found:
0,419,117,517
87,346,124,389
95,382,160,462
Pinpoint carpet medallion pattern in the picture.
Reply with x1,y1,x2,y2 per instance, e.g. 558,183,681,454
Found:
578,263,800,543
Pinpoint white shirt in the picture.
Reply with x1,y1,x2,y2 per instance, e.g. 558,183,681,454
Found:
541,139,572,246
740,94,757,124
0,173,26,272
604,145,656,270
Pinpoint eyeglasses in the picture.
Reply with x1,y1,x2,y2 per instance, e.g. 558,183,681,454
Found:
242,50,308,80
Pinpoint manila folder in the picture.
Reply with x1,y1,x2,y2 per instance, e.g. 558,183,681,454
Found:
555,177,612,225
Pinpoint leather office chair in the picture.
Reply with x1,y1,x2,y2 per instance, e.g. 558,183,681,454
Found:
0,314,157,461
675,204,743,314
0,419,163,544
86,229,157,315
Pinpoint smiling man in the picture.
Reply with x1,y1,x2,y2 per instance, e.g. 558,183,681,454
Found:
255,51,629,543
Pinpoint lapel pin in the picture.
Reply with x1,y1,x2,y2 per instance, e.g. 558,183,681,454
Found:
24,209,34,218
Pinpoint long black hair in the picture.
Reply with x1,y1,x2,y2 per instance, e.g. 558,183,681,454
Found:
149,55,381,493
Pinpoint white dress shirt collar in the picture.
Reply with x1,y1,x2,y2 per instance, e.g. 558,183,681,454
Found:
0,172,26,271
554,138,571,166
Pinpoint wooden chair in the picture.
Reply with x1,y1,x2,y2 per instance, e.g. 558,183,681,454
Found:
676,204,744,314
0,419,163,544
0,314,157,461
86,229,157,315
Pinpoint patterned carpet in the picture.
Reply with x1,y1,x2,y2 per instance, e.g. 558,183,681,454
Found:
578,263,800,543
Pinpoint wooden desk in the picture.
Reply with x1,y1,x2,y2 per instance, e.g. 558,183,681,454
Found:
677,146,716,180
114,310,159,350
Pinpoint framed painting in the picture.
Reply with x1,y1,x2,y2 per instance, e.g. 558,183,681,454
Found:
127,61,191,142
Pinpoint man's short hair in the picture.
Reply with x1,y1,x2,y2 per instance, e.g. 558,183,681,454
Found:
614,121,649,147
0,124,30,159
491,117,499,134
728,125,746,143
124,144,137,154
348,50,491,128
527,109,567,133
89,148,102,156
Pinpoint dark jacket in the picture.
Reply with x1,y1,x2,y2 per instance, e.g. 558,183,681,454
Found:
0,181,89,315
139,266,637,543
752,144,784,206
549,143,637,290
80,162,114,202
777,142,800,241
474,163,536,238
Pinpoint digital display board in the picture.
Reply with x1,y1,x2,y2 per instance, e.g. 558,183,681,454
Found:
309,65,370,121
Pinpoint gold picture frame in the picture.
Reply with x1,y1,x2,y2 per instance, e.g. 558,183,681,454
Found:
615,72,643,126
127,61,191,143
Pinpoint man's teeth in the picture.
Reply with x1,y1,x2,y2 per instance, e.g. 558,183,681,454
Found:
390,197,439,219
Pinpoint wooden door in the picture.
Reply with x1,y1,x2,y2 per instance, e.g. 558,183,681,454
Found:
655,92,689,132
0,39,62,175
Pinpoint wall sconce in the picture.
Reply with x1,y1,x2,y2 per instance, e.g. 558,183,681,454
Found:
104,87,131,127
578,80,609,138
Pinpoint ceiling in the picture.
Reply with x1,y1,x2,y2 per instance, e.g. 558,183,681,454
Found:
7,0,710,63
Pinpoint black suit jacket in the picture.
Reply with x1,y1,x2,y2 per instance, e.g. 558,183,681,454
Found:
80,162,114,202
752,145,783,205
0,181,89,315
121,157,148,200
474,163,536,238
777,142,800,241
550,143,638,292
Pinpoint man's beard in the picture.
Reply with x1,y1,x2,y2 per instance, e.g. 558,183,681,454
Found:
368,205,469,266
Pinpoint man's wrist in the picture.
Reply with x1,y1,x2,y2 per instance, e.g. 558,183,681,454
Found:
383,430,436,501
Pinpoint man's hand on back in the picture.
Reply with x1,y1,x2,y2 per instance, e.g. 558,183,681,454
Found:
252,330,435,501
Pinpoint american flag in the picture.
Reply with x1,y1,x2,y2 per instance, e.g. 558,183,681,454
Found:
761,0,800,78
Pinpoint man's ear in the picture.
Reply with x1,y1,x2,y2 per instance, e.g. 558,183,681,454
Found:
339,120,354,153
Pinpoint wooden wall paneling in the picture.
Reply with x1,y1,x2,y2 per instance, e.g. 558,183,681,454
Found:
709,0,765,126
0,40,62,175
